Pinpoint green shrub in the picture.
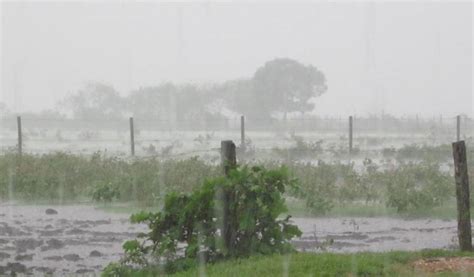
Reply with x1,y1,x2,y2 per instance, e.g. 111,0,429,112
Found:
273,135,323,161
288,161,336,215
392,144,452,162
106,165,302,274
91,182,120,203
383,162,452,212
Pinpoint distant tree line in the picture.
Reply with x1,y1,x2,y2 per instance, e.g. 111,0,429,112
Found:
3,58,328,122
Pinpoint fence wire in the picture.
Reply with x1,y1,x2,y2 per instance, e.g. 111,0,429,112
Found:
0,115,472,158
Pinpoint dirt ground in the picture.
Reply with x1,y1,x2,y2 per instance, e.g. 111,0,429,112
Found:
412,257,474,274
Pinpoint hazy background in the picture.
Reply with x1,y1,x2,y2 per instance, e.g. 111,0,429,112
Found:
1,1,472,117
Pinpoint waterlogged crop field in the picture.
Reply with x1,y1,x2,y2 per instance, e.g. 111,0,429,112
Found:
1,124,474,274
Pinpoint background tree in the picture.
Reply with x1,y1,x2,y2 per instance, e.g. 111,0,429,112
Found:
251,58,327,119
126,83,177,119
63,83,124,120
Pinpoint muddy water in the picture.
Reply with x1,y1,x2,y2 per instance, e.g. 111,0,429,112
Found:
0,204,462,275
0,203,147,275
291,217,458,253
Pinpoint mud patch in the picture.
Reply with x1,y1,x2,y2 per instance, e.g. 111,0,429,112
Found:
41,238,64,251
0,262,28,274
412,257,474,273
0,203,147,274
15,238,44,252
63,253,82,262
365,236,397,243
0,252,11,260
15,254,34,261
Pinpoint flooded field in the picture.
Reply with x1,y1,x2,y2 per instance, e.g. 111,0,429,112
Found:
292,217,458,253
0,204,147,275
0,203,461,275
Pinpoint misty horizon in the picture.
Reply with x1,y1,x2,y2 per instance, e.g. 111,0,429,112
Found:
1,1,472,117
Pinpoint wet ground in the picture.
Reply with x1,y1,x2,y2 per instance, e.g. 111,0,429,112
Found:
0,204,460,275
292,217,458,253
0,204,147,275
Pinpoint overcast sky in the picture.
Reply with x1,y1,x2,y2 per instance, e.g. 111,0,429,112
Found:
1,1,472,117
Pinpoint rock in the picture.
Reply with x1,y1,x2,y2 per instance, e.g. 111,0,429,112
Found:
63,254,81,262
89,250,102,257
15,254,34,261
45,208,58,215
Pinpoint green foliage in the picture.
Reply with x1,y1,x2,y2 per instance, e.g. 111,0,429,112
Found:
273,136,323,161
0,152,218,203
382,144,452,163
287,161,335,215
383,162,453,212
91,182,120,203
110,165,302,274
285,158,453,216
106,250,474,276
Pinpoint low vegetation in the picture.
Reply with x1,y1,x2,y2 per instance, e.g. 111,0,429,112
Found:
0,152,219,205
104,250,474,276
0,144,459,215
104,165,301,275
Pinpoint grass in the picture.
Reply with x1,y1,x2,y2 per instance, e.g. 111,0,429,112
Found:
101,197,461,220
114,250,474,276
285,198,462,220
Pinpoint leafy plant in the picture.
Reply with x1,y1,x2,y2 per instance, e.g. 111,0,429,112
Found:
288,161,336,215
383,162,452,212
107,165,302,274
91,182,120,203
273,135,323,161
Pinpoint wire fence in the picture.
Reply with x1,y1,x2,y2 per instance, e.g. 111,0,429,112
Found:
0,115,473,158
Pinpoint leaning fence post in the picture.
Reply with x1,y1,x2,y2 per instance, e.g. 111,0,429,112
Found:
221,140,236,176
17,116,22,156
452,140,472,251
349,116,353,154
129,117,135,156
240,116,246,153
457,115,461,142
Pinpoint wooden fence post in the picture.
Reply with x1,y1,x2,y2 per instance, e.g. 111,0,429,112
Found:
240,116,246,153
221,140,236,176
349,116,353,154
17,116,22,156
129,117,135,156
457,115,461,141
452,140,472,251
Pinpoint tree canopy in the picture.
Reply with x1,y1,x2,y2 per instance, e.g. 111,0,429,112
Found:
252,58,327,119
